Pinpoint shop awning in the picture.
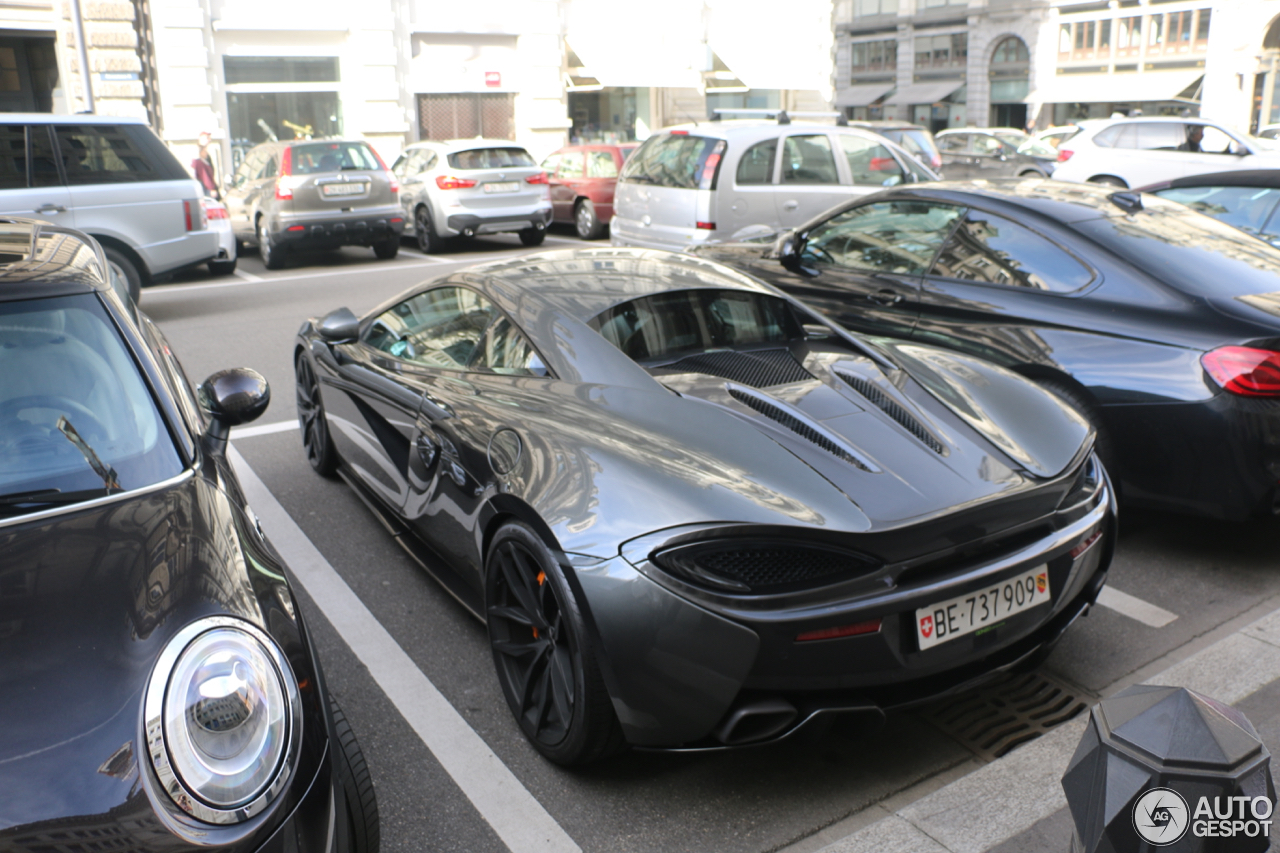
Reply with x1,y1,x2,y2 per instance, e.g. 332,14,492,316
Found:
706,0,833,92
566,0,704,89
835,83,895,107
1036,70,1204,105
883,80,964,106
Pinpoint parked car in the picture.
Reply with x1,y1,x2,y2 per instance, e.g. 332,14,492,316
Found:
1136,170,1280,248
1256,124,1280,140
224,138,404,270
391,139,552,253
0,115,220,303
935,129,1057,179
845,120,943,173
692,179,1280,520
203,195,237,275
611,119,939,251
0,218,378,852
1052,117,1280,188
539,143,638,239
293,247,1112,765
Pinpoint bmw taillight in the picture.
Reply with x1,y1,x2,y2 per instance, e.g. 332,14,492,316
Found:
436,175,478,190
1201,346,1280,397
525,172,549,184
1057,149,1074,162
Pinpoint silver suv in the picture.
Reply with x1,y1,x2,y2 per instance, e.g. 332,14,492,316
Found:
392,139,552,253
611,117,938,252
0,115,218,303
224,138,404,269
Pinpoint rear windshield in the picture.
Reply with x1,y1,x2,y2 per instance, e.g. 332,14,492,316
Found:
892,129,939,160
447,148,536,170
588,289,800,362
291,142,381,174
620,133,723,190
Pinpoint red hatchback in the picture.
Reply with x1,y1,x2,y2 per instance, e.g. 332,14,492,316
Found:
541,143,638,239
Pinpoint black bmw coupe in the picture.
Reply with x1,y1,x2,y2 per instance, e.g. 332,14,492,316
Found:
694,180,1280,520
294,248,1113,765
0,220,377,853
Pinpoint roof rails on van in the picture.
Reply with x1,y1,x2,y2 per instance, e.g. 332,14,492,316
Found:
709,108,848,127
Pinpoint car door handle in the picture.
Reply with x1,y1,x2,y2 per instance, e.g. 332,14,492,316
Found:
867,289,903,306
782,200,800,212
36,204,66,214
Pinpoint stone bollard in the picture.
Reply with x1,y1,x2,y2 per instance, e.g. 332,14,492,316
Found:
1062,684,1276,852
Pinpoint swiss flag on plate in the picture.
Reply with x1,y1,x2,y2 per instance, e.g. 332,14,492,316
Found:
919,614,934,638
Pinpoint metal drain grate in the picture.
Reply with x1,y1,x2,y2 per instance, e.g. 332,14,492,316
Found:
916,671,1091,762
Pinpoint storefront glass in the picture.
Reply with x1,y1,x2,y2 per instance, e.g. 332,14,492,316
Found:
569,87,650,143
224,57,342,168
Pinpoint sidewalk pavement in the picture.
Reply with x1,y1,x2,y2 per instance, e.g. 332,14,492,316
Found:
782,601,1280,853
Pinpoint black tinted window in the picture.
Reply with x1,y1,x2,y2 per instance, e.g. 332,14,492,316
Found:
839,135,903,186
30,126,59,188
590,289,800,361
932,210,1093,292
446,147,535,170
805,200,964,275
0,125,25,189
53,125,159,184
736,139,776,185
620,133,722,190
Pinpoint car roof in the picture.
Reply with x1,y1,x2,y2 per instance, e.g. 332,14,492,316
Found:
0,219,111,299
404,138,533,154
868,178,1138,225
658,120,884,142
1138,170,1280,192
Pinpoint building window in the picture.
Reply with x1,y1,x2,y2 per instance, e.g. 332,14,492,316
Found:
570,87,648,143
417,93,514,141
223,57,342,169
850,39,898,74
224,57,339,85
853,0,897,16
1117,16,1143,58
919,0,966,8
915,33,967,70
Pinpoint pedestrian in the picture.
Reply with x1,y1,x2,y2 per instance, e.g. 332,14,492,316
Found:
191,131,220,200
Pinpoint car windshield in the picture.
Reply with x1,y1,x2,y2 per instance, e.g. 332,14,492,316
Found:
588,289,801,362
446,148,536,170
0,294,183,513
291,141,381,174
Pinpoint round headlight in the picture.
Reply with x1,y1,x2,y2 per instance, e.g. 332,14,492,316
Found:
144,616,301,824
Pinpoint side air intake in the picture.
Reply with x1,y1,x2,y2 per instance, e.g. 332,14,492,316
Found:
727,385,878,472
657,349,813,388
835,370,947,455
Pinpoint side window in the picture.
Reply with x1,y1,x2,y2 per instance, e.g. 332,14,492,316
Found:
559,153,584,179
29,125,59,188
735,138,777,185
540,152,562,175
973,135,1004,156
587,150,618,178
781,135,839,184
53,125,159,184
363,286,497,370
230,151,259,189
1133,122,1184,151
805,200,965,275
257,155,278,180
1091,125,1124,148
938,134,969,153
1198,126,1237,155
0,124,26,189
839,135,904,186
1156,186,1280,237
470,317,544,375
931,210,1093,292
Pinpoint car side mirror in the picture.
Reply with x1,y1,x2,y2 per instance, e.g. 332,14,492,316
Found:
779,231,804,272
318,307,360,342
198,367,270,449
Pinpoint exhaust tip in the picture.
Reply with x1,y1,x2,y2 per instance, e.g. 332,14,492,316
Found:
713,698,797,745
462,227,475,237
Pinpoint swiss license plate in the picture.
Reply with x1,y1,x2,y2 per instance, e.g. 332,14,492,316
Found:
321,182,366,197
916,567,1051,650
483,181,520,193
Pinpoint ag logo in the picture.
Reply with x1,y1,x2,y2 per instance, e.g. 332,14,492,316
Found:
1132,787,1189,845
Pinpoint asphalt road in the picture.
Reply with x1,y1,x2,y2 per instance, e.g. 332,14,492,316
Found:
142,229,1280,853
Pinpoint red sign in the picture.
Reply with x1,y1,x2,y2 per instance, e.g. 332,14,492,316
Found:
485,71,501,88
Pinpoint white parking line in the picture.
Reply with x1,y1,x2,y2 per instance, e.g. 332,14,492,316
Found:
232,420,297,439
232,269,263,282
227,446,581,853
1095,585,1178,628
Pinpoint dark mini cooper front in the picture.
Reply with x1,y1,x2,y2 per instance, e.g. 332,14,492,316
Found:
0,220,377,852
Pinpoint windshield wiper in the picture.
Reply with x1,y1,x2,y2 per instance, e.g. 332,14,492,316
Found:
57,416,121,492
0,487,114,514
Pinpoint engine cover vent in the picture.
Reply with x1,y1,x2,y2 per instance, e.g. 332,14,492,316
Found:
658,349,813,388
727,385,877,472
835,370,947,455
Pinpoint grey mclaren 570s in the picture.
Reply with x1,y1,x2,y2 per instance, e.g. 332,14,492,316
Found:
293,248,1114,765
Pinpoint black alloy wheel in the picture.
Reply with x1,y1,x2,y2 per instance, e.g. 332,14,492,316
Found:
574,199,604,240
518,227,546,247
485,522,623,766
259,219,287,270
415,206,445,253
329,696,380,853
296,354,338,476
1089,175,1128,188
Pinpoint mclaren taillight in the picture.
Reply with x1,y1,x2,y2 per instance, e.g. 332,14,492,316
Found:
436,175,478,190
796,619,882,642
525,172,549,184
1057,149,1074,163
1202,346,1280,397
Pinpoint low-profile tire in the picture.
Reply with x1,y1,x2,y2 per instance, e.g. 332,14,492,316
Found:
415,205,447,254
1088,175,1127,188
1037,377,1118,490
574,199,604,240
296,353,339,476
485,521,625,766
329,695,380,853
373,236,399,260
518,227,546,247
258,219,287,270
1018,170,1042,178
103,246,142,305
208,257,237,276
